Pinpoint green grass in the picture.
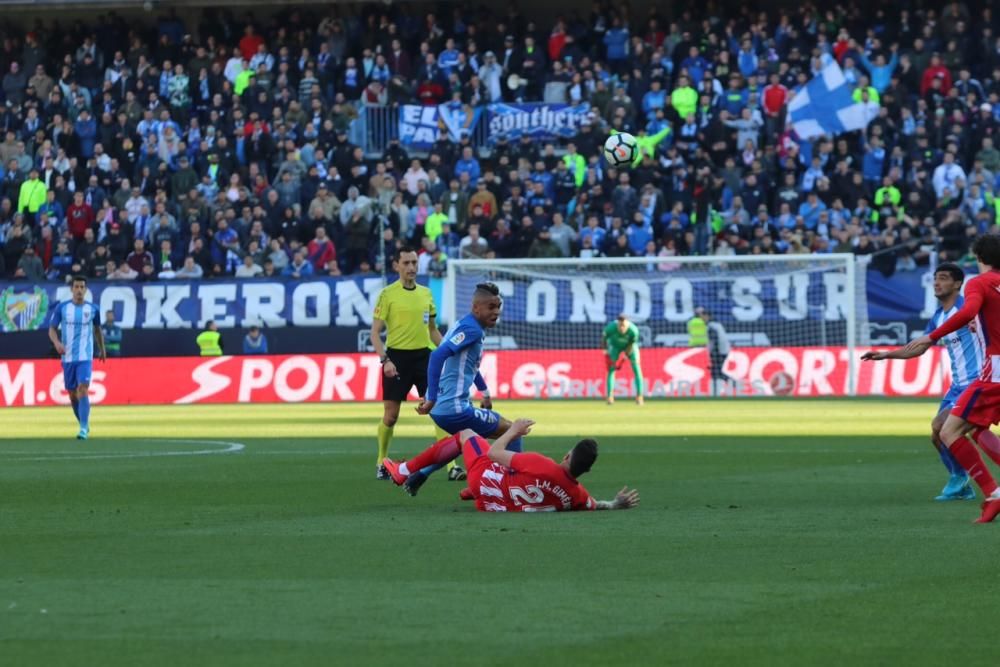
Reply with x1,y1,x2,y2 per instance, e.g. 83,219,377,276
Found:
0,400,994,666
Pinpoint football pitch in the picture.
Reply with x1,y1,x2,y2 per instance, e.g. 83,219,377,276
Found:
0,399,995,666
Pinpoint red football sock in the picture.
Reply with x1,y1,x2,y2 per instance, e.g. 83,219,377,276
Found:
949,438,999,496
973,428,1000,467
406,434,462,471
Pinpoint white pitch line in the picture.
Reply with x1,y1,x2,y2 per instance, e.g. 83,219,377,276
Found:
0,443,925,461
244,447,926,456
1,439,245,461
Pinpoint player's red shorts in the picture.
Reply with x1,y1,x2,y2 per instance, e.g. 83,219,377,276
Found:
951,380,1000,427
461,435,509,512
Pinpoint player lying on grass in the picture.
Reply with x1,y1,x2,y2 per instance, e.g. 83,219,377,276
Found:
875,235,1000,523
863,263,990,501
602,313,644,405
402,282,521,496
382,419,640,512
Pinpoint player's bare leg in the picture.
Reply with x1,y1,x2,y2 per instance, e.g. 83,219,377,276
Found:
931,409,973,500
940,414,1000,523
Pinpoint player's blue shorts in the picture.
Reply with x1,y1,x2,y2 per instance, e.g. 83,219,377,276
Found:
431,406,503,437
940,383,971,413
62,361,92,391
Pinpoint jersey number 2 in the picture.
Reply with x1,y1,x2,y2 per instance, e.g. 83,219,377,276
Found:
509,485,545,507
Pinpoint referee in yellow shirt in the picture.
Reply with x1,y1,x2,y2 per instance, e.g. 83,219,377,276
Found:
371,246,462,480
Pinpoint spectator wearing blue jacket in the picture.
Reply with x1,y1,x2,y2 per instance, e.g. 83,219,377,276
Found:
74,109,97,159
243,326,269,354
862,138,886,188
681,47,710,86
453,146,481,183
37,192,65,226
797,192,827,229
625,213,652,255
282,250,315,278
603,18,629,73
721,78,749,116
438,38,460,77
642,80,667,123
530,161,555,200
579,215,607,249
859,46,898,93
737,41,759,78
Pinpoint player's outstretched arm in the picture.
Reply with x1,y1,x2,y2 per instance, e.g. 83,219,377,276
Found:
898,335,934,358
861,345,926,361
595,486,640,510
487,418,534,467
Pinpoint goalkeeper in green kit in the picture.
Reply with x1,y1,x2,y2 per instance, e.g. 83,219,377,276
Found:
602,314,644,405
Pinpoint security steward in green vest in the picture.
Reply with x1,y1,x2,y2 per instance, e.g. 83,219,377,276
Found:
197,320,223,356
562,141,587,188
687,307,708,347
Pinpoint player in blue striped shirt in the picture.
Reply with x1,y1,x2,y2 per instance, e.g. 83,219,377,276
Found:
48,275,106,440
864,264,984,500
402,283,521,495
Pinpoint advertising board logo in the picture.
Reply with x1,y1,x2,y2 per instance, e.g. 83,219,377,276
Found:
0,286,49,332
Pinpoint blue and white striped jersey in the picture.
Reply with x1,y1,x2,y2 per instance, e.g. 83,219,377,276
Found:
50,300,100,362
925,296,984,388
430,314,485,416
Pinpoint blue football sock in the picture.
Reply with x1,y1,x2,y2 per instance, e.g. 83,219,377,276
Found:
940,447,963,476
70,396,80,422
419,463,444,477
78,395,90,430
506,437,523,452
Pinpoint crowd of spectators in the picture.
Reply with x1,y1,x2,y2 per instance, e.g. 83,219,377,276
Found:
1,2,1000,284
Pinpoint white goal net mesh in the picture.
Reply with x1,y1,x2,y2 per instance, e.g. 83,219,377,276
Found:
444,255,867,399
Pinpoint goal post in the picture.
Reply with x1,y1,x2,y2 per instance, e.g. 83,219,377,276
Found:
443,254,868,399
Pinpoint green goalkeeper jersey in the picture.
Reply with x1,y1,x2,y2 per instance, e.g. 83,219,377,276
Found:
603,321,640,351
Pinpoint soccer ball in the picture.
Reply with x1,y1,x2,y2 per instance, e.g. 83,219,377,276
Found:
604,133,637,167
769,371,795,396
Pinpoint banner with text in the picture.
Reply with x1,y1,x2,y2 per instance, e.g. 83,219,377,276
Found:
0,276,395,332
456,266,853,324
0,347,949,407
398,103,482,149
486,103,591,144
0,267,943,334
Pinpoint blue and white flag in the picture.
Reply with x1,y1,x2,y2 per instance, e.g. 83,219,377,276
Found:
786,61,871,139
398,104,481,149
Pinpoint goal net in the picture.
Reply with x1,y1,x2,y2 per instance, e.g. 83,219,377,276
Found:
443,255,868,399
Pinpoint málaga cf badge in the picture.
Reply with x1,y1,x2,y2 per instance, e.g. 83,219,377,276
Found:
0,286,49,332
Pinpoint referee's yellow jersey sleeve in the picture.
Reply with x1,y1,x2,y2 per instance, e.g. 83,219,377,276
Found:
377,282,436,350
373,285,390,321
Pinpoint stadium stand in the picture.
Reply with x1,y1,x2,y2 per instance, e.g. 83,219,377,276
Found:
0,2,999,282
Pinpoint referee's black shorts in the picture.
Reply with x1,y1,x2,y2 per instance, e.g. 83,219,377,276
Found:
382,347,431,402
